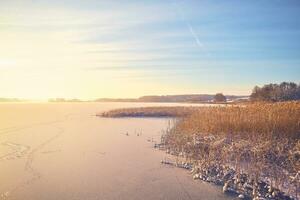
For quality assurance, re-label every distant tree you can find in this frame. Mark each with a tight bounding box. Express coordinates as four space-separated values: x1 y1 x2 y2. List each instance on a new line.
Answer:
250 82 300 102
214 93 226 102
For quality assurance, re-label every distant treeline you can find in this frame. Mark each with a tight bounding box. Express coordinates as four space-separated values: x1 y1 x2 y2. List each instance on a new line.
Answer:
48 98 83 102
138 94 214 102
95 94 246 103
0 98 24 102
250 82 300 102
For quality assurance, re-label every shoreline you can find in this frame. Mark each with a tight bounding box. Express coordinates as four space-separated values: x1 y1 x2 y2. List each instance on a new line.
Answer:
156 144 295 200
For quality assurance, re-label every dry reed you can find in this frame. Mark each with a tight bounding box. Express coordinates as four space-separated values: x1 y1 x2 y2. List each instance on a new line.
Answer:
163 101 300 197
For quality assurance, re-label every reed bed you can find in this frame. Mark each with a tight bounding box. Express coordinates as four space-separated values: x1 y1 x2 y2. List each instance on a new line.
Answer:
163 101 300 199
170 101 300 139
99 106 195 118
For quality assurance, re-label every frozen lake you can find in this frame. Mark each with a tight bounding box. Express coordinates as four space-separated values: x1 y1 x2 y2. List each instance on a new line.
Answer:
0 102 233 200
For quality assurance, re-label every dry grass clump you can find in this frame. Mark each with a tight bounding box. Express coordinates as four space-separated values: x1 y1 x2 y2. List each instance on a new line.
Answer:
173 101 300 140
99 106 195 118
163 101 300 197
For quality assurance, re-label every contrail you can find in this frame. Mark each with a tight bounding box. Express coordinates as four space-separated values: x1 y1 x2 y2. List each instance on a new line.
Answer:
186 22 203 47
173 1 204 48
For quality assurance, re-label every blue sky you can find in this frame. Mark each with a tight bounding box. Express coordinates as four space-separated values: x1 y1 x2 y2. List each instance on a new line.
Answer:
0 0 299 99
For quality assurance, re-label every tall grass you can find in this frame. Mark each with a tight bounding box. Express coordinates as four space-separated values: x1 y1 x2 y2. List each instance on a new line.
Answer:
100 106 194 118
163 101 300 196
172 101 299 140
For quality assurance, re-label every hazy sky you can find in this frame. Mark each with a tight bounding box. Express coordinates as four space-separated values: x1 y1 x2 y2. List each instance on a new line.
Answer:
1 0 300 99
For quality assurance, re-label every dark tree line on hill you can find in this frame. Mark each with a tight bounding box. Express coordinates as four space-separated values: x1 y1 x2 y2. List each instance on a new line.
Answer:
250 82 300 101
214 93 226 102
